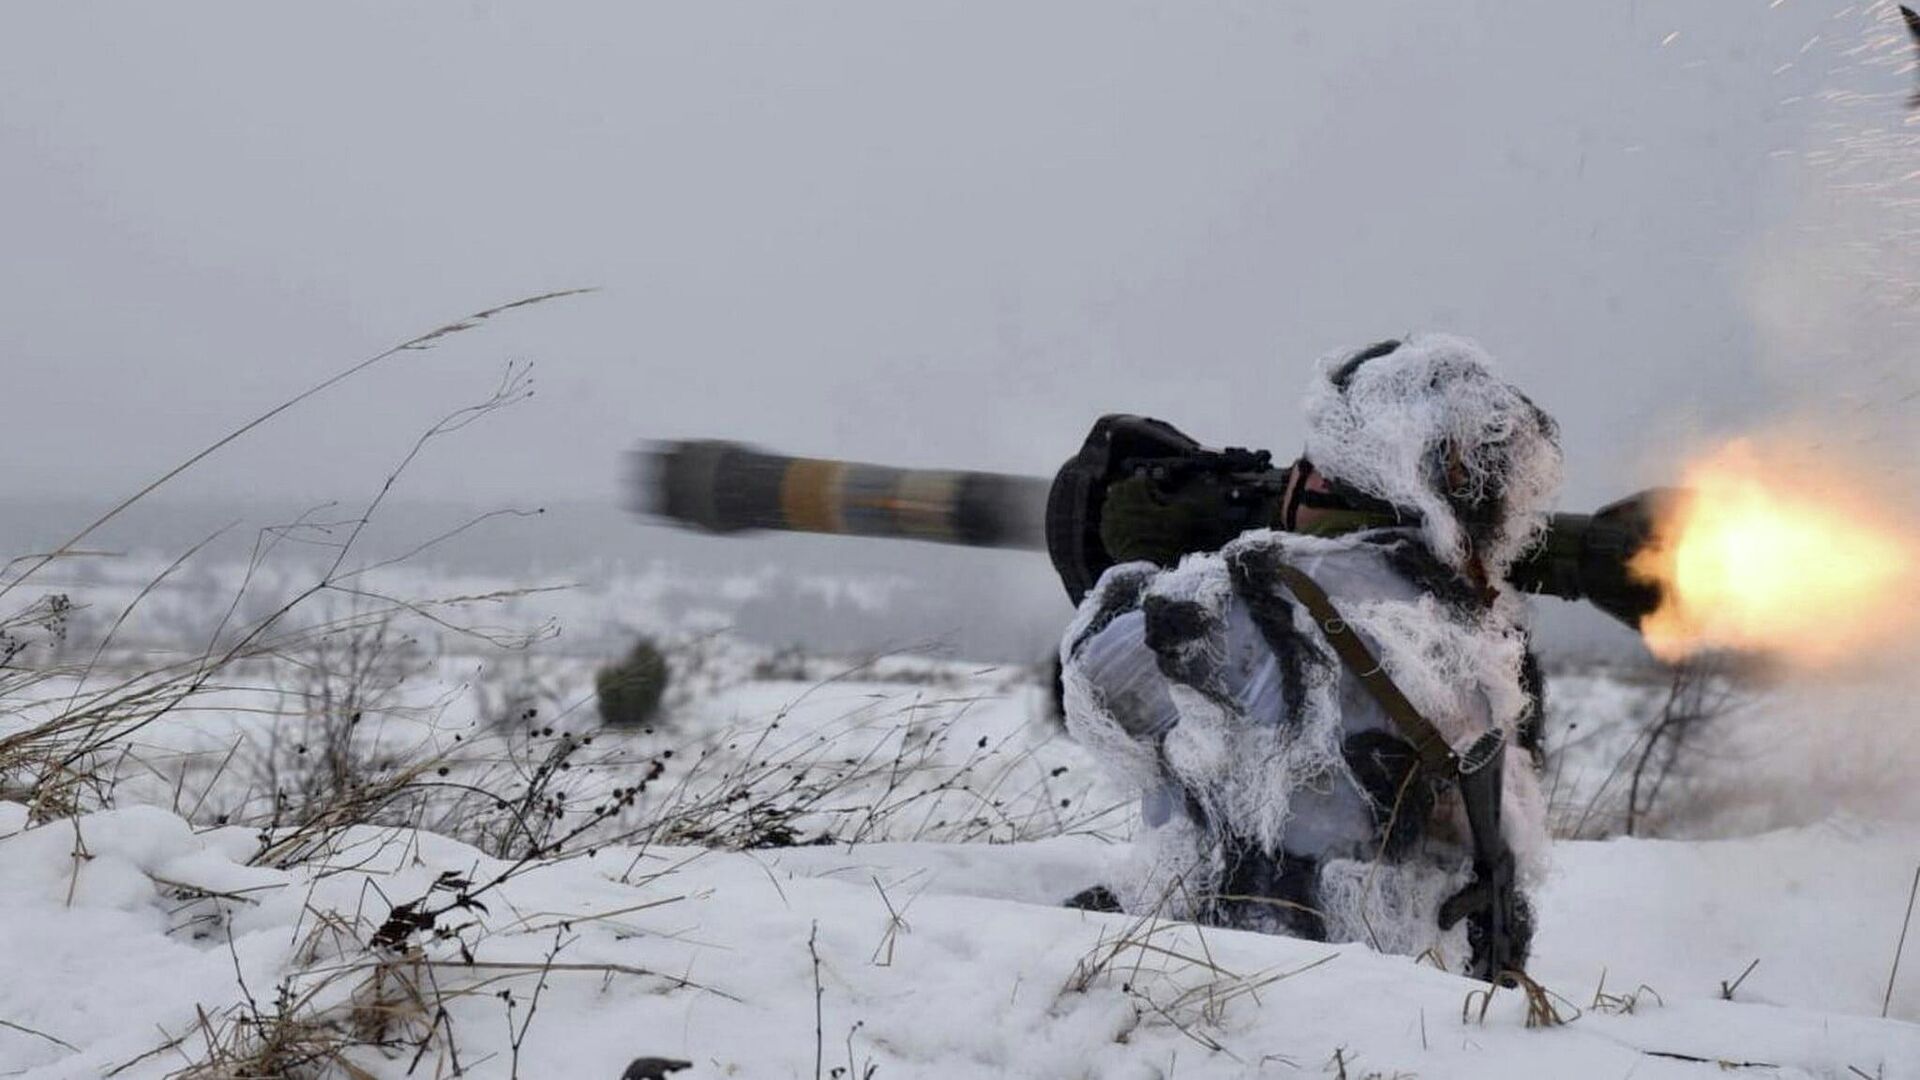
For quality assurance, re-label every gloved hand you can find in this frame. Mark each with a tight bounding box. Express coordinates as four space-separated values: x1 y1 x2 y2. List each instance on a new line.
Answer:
1098 474 1229 566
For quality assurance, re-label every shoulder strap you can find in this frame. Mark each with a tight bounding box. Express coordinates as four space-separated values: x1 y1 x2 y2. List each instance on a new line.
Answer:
1268 553 1523 983
1265 558 1459 776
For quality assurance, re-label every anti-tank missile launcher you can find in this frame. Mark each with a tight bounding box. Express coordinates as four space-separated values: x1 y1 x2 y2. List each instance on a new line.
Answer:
632 415 1676 630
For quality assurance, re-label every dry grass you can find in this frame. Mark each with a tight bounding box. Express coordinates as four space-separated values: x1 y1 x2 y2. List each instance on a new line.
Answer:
50 628 1088 1076
1059 893 1338 1059
0 295 610 1077
0 290 1122 1077
1 330 561 831
1547 654 1752 841
133 904 721 1080
1587 968 1663 1016
1461 970 1578 1029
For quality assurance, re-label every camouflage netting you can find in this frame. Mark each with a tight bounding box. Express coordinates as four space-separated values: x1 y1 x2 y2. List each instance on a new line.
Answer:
1303 333 1563 577
1060 335 1558 974
1063 532 1549 970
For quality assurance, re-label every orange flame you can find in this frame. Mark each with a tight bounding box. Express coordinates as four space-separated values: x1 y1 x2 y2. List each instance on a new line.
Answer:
1630 439 1919 666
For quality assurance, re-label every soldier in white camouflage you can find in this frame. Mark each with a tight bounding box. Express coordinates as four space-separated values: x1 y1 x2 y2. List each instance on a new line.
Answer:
1061 334 1560 978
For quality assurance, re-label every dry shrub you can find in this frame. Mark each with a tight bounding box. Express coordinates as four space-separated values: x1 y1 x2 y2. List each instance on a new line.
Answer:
0 292 1132 1075
596 637 670 728
1547 654 1752 840
0 295 580 831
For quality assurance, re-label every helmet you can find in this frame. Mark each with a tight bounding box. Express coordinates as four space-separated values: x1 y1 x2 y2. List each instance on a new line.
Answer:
1301 334 1563 579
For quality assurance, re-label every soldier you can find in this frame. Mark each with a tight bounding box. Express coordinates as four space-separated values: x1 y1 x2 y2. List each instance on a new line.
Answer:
1060 334 1558 979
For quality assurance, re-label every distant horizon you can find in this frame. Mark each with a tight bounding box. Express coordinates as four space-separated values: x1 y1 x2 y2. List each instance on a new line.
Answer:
0 490 1649 667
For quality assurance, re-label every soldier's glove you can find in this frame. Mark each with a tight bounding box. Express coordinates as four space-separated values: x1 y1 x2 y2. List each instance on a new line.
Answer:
1098 474 1228 566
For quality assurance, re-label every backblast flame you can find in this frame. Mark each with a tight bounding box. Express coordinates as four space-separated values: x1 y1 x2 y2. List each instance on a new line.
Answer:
1630 439 1919 666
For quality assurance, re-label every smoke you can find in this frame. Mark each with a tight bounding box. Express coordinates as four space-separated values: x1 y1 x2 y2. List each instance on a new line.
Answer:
1740 2 1920 464
1676 0 1920 830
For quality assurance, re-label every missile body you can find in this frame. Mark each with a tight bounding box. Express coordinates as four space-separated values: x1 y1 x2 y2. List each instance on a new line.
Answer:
635 440 1050 551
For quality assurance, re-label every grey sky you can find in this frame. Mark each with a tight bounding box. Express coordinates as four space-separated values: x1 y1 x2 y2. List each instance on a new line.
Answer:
3 1 1914 514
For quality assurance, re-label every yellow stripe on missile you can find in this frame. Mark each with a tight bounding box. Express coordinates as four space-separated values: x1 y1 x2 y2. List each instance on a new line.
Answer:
780 457 847 534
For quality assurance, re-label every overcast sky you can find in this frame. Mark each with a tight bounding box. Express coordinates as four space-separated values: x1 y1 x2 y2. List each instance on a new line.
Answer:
3 1 1915 515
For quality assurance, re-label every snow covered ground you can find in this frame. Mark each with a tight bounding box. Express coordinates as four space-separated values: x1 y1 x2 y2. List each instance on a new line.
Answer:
4 799 1917 1078
3 560 1918 1078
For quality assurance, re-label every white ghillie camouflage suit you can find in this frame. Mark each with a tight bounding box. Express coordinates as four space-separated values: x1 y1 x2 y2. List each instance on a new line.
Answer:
1060 334 1559 973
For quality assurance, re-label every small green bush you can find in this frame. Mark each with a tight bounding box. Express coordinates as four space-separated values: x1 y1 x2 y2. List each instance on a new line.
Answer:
595 637 670 727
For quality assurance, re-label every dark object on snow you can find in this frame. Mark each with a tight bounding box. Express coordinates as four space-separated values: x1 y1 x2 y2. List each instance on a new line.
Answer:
596 637 670 727
1210 844 1326 941
1064 885 1123 913
622 1058 692 1080
634 423 1677 631
1043 651 1067 729
1903 6 1920 109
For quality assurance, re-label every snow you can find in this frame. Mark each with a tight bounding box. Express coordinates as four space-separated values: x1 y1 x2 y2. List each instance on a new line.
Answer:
4 552 1918 1078
1537 820 1920 1022
2 799 1917 1078
6 644 1920 1080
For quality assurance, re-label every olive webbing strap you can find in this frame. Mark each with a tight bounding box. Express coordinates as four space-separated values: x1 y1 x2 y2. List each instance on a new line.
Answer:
1266 559 1460 778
